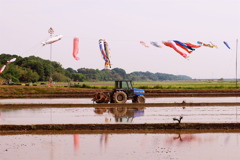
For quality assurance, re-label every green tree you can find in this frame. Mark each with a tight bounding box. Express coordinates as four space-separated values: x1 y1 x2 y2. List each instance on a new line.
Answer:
19 68 40 82
72 73 86 82
112 68 126 79
52 72 70 82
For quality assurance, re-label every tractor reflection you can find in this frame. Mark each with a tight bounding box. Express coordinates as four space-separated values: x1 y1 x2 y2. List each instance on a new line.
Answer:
94 107 145 123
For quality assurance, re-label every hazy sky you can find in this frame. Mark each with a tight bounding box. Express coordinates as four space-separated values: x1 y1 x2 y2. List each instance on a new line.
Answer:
1 0 240 79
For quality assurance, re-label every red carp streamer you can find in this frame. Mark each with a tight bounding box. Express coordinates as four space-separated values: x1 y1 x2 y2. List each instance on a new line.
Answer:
73 37 80 60
0 57 17 74
162 41 188 59
140 41 149 48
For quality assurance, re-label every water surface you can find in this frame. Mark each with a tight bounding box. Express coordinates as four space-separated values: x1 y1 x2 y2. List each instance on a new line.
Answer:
1 97 240 104
0 133 239 160
1 106 240 124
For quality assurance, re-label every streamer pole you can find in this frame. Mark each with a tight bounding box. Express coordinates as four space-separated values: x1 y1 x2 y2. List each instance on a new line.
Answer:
48 27 54 87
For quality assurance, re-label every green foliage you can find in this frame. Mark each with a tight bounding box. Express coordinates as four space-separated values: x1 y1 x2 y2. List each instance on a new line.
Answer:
20 68 40 82
70 83 91 88
52 72 70 82
0 54 193 83
71 73 86 82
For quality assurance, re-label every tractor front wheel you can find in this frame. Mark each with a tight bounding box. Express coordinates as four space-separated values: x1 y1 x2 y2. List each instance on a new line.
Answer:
133 95 145 103
112 91 127 104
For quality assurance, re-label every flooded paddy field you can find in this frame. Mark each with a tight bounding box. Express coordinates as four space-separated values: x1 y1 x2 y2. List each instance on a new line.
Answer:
1 132 240 160
2 97 240 104
1 97 240 125
1 97 240 160
1 106 240 125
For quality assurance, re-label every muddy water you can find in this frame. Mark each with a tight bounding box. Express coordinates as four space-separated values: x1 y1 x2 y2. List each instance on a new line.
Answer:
0 98 91 104
0 133 239 160
0 106 240 124
1 97 240 104
1 98 240 160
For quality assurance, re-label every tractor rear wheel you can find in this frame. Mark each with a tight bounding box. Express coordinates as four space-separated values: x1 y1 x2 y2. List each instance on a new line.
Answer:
134 95 145 103
112 91 127 104
112 107 128 117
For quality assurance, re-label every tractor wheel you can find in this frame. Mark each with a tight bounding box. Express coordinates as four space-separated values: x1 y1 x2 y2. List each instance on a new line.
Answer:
135 95 146 103
112 91 127 104
112 107 128 117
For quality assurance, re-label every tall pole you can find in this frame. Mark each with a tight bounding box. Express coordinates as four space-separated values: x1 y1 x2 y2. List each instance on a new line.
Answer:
48 27 54 87
236 39 238 88
50 42 52 77
48 27 54 122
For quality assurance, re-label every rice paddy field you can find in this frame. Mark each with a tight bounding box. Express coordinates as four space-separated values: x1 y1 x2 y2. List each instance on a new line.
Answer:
1 80 240 98
69 80 239 89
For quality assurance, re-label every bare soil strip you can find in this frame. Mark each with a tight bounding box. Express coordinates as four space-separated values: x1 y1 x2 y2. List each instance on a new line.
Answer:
1 102 240 108
1 123 240 133
2 86 240 98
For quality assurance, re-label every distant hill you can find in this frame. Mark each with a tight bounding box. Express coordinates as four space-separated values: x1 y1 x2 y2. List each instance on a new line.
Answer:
0 54 192 83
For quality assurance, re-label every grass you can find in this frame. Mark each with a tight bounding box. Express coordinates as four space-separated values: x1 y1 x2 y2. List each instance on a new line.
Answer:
1 80 239 90
67 80 239 89
132 80 239 89
0 80 240 98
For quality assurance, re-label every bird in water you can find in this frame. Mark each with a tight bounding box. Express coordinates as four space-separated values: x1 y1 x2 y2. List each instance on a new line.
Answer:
173 116 183 124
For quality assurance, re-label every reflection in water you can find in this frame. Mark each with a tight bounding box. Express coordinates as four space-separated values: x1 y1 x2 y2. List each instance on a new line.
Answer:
1 133 240 160
1 106 240 124
94 107 145 151
73 134 80 154
166 134 200 145
0 112 3 122
100 134 109 151
94 107 145 123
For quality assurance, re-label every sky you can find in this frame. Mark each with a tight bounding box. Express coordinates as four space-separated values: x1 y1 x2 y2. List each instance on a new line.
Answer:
1 0 240 79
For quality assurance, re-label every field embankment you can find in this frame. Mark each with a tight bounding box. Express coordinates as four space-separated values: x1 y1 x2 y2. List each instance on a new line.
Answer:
1 123 240 133
1 85 240 98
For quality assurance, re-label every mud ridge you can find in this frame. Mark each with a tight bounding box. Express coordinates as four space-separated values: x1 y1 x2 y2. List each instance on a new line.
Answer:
1 123 240 133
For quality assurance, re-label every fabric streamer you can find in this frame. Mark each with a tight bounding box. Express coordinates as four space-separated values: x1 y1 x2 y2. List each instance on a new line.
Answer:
210 42 218 48
104 41 111 60
223 41 231 49
7 58 16 64
197 41 214 48
175 43 193 54
0 65 6 74
0 57 17 74
99 39 111 68
173 40 193 54
174 40 194 51
72 37 80 60
162 41 188 59
183 42 201 48
150 41 162 48
41 35 63 46
140 41 149 47
104 41 111 67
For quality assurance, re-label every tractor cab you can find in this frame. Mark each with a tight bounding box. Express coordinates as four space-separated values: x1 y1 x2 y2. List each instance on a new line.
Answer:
111 80 145 104
115 80 133 90
114 80 134 98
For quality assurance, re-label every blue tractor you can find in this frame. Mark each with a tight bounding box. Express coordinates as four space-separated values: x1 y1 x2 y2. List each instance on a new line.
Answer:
110 80 145 104
92 80 146 104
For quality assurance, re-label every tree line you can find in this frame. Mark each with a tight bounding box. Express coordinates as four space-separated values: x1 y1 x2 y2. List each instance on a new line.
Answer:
0 54 192 83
